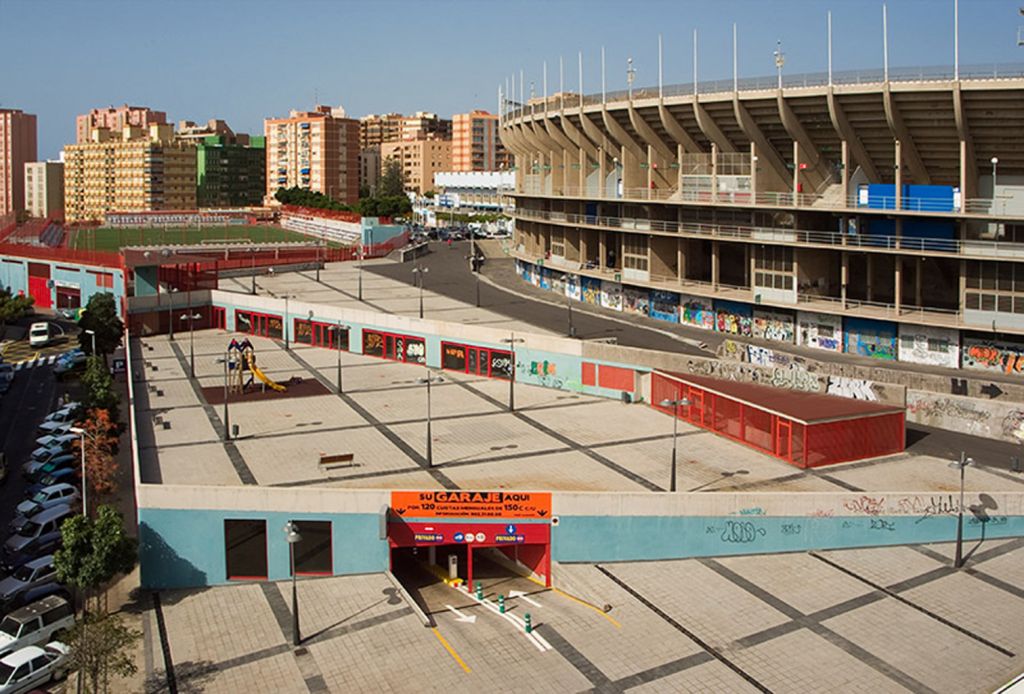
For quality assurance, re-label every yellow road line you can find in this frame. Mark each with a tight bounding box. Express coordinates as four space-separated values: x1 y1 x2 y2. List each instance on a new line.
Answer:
552 587 621 628
431 628 471 673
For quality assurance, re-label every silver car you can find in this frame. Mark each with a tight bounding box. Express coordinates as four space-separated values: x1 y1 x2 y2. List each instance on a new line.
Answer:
0 557 57 612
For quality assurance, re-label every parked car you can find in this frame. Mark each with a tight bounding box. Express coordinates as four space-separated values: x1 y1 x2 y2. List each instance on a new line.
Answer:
0 640 69 693
0 364 13 386
0 596 73 660
22 454 75 482
0 454 6 486
32 433 76 451
26 469 77 496
15 486 79 518
33 419 71 438
53 350 87 378
8 503 66 537
0 558 57 612
3 505 73 559
5 584 71 615
27 446 72 467
27 324 52 349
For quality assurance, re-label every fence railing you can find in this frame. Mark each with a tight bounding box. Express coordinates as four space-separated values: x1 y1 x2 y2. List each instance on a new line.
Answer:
513 207 1024 260
513 183 1021 220
0 242 123 268
503 62 1024 119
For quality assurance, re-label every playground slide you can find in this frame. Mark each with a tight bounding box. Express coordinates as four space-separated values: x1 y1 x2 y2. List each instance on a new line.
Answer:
245 354 286 392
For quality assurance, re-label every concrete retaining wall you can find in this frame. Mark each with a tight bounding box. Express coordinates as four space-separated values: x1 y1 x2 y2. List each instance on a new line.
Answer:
906 390 1024 444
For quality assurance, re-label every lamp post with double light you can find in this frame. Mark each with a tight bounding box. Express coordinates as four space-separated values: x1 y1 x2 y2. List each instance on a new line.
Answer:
500 333 525 411
949 452 974 569
412 265 429 319
284 521 302 646
69 426 87 517
83 329 96 356
418 372 444 467
179 311 201 378
659 396 691 492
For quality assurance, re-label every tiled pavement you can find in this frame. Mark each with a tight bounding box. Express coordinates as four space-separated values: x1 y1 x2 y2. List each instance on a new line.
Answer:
142 540 1024 693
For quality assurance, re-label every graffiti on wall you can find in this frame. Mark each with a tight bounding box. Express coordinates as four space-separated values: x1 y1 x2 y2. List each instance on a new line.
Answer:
622 287 650 316
844 318 898 360
796 311 843 352
826 376 878 401
564 274 582 301
686 356 823 393
600 281 623 312
907 394 993 437
714 300 753 337
962 337 1024 375
680 294 714 330
649 290 679 322
538 268 552 290
752 309 796 344
897 325 959 369
581 277 601 305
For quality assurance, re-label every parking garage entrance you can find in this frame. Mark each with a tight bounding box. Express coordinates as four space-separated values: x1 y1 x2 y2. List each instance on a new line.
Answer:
388 491 552 612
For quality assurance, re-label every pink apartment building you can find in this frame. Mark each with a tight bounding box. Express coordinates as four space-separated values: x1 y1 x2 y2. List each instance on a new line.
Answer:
75 105 167 144
0 109 38 216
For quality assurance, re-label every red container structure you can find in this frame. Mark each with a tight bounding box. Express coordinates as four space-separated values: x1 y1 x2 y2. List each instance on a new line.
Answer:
651 371 905 468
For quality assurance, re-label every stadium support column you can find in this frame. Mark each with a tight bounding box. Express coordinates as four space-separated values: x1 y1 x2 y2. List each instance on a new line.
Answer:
678 238 685 283
867 254 874 303
793 140 800 195
599 232 607 271
894 139 903 210
710 143 719 203
916 258 923 307
959 140 968 201
841 140 849 197
894 257 902 314
678 144 684 193
647 145 654 197
712 241 720 292
749 143 757 196
841 253 849 309
579 147 586 190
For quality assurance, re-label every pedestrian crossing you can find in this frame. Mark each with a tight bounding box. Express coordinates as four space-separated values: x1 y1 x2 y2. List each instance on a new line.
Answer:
10 353 60 371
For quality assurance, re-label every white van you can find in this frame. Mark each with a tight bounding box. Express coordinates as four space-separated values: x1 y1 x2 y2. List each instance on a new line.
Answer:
28 323 51 348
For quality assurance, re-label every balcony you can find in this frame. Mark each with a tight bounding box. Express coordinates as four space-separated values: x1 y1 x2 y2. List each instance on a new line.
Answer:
514 207 1024 261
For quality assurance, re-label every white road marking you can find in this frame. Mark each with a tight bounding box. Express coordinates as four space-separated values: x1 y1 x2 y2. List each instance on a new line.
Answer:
509 590 542 607
444 604 477 624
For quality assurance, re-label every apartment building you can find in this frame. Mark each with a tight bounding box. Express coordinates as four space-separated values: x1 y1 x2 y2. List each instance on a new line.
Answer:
360 146 381 196
195 135 265 208
264 105 360 205
24 161 64 219
76 105 166 144
359 113 404 149
63 124 196 223
401 112 451 142
0 109 38 215
381 138 451 195
452 110 508 172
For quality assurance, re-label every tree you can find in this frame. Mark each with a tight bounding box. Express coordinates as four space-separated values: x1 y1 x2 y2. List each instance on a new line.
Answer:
65 611 141 694
78 293 123 356
0 286 34 336
55 505 138 612
75 409 121 501
81 356 119 422
379 158 406 197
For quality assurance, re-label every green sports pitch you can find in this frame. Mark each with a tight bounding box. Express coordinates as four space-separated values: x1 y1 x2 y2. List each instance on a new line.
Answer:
68 225 319 251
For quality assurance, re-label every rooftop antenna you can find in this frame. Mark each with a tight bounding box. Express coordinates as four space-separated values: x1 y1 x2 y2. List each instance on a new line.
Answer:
627 57 636 100
773 40 785 89
693 29 699 96
1018 6 1023 46
828 11 833 86
658 34 664 98
883 3 889 82
733 23 739 92
954 0 959 80
601 46 606 104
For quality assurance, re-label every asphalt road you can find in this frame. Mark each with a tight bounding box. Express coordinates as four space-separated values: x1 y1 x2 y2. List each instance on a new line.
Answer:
0 363 64 544
368 242 1024 478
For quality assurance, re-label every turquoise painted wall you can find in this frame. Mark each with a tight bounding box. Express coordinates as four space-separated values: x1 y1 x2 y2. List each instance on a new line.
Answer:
135 266 159 297
552 514 1024 563
139 508 388 589
0 254 124 312
0 257 28 294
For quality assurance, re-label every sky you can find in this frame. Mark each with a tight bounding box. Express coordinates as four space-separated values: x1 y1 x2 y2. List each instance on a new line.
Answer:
2 0 1022 159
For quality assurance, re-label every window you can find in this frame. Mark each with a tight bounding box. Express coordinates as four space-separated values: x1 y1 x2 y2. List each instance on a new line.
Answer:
290 521 332 575
753 246 794 291
966 261 1024 315
623 235 648 272
224 519 268 580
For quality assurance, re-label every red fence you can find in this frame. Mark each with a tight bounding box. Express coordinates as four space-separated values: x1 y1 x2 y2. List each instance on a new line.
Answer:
0 242 122 269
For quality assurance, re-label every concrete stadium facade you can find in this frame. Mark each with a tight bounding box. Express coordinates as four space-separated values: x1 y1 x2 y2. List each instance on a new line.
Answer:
499 63 1024 370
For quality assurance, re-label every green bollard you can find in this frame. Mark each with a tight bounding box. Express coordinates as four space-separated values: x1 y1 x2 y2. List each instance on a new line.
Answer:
475 582 483 600
499 595 505 613
524 612 532 633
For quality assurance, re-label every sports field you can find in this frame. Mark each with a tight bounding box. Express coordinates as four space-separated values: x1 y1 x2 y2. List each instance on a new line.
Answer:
68 225 315 251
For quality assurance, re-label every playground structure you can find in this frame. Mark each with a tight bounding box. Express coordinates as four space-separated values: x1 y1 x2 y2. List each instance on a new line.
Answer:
227 338 286 393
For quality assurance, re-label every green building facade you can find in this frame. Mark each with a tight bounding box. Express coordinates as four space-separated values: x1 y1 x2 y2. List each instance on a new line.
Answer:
196 135 265 207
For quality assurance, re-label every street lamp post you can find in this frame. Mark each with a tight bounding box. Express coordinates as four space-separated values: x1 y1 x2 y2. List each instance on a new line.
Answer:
500 333 525 412
250 247 257 295
413 265 429 319
659 396 691 492
992 157 999 213
418 372 444 467
282 294 294 350
221 347 231 441
284 521 302 646
567 293 576 338
167 287 177 341
179 311 201 379
949 452 974 568
84 329 96 355
69 426 87 517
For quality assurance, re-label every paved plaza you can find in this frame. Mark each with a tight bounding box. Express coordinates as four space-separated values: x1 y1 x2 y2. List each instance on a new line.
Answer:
135 324 1024 495
139 540 1024 693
